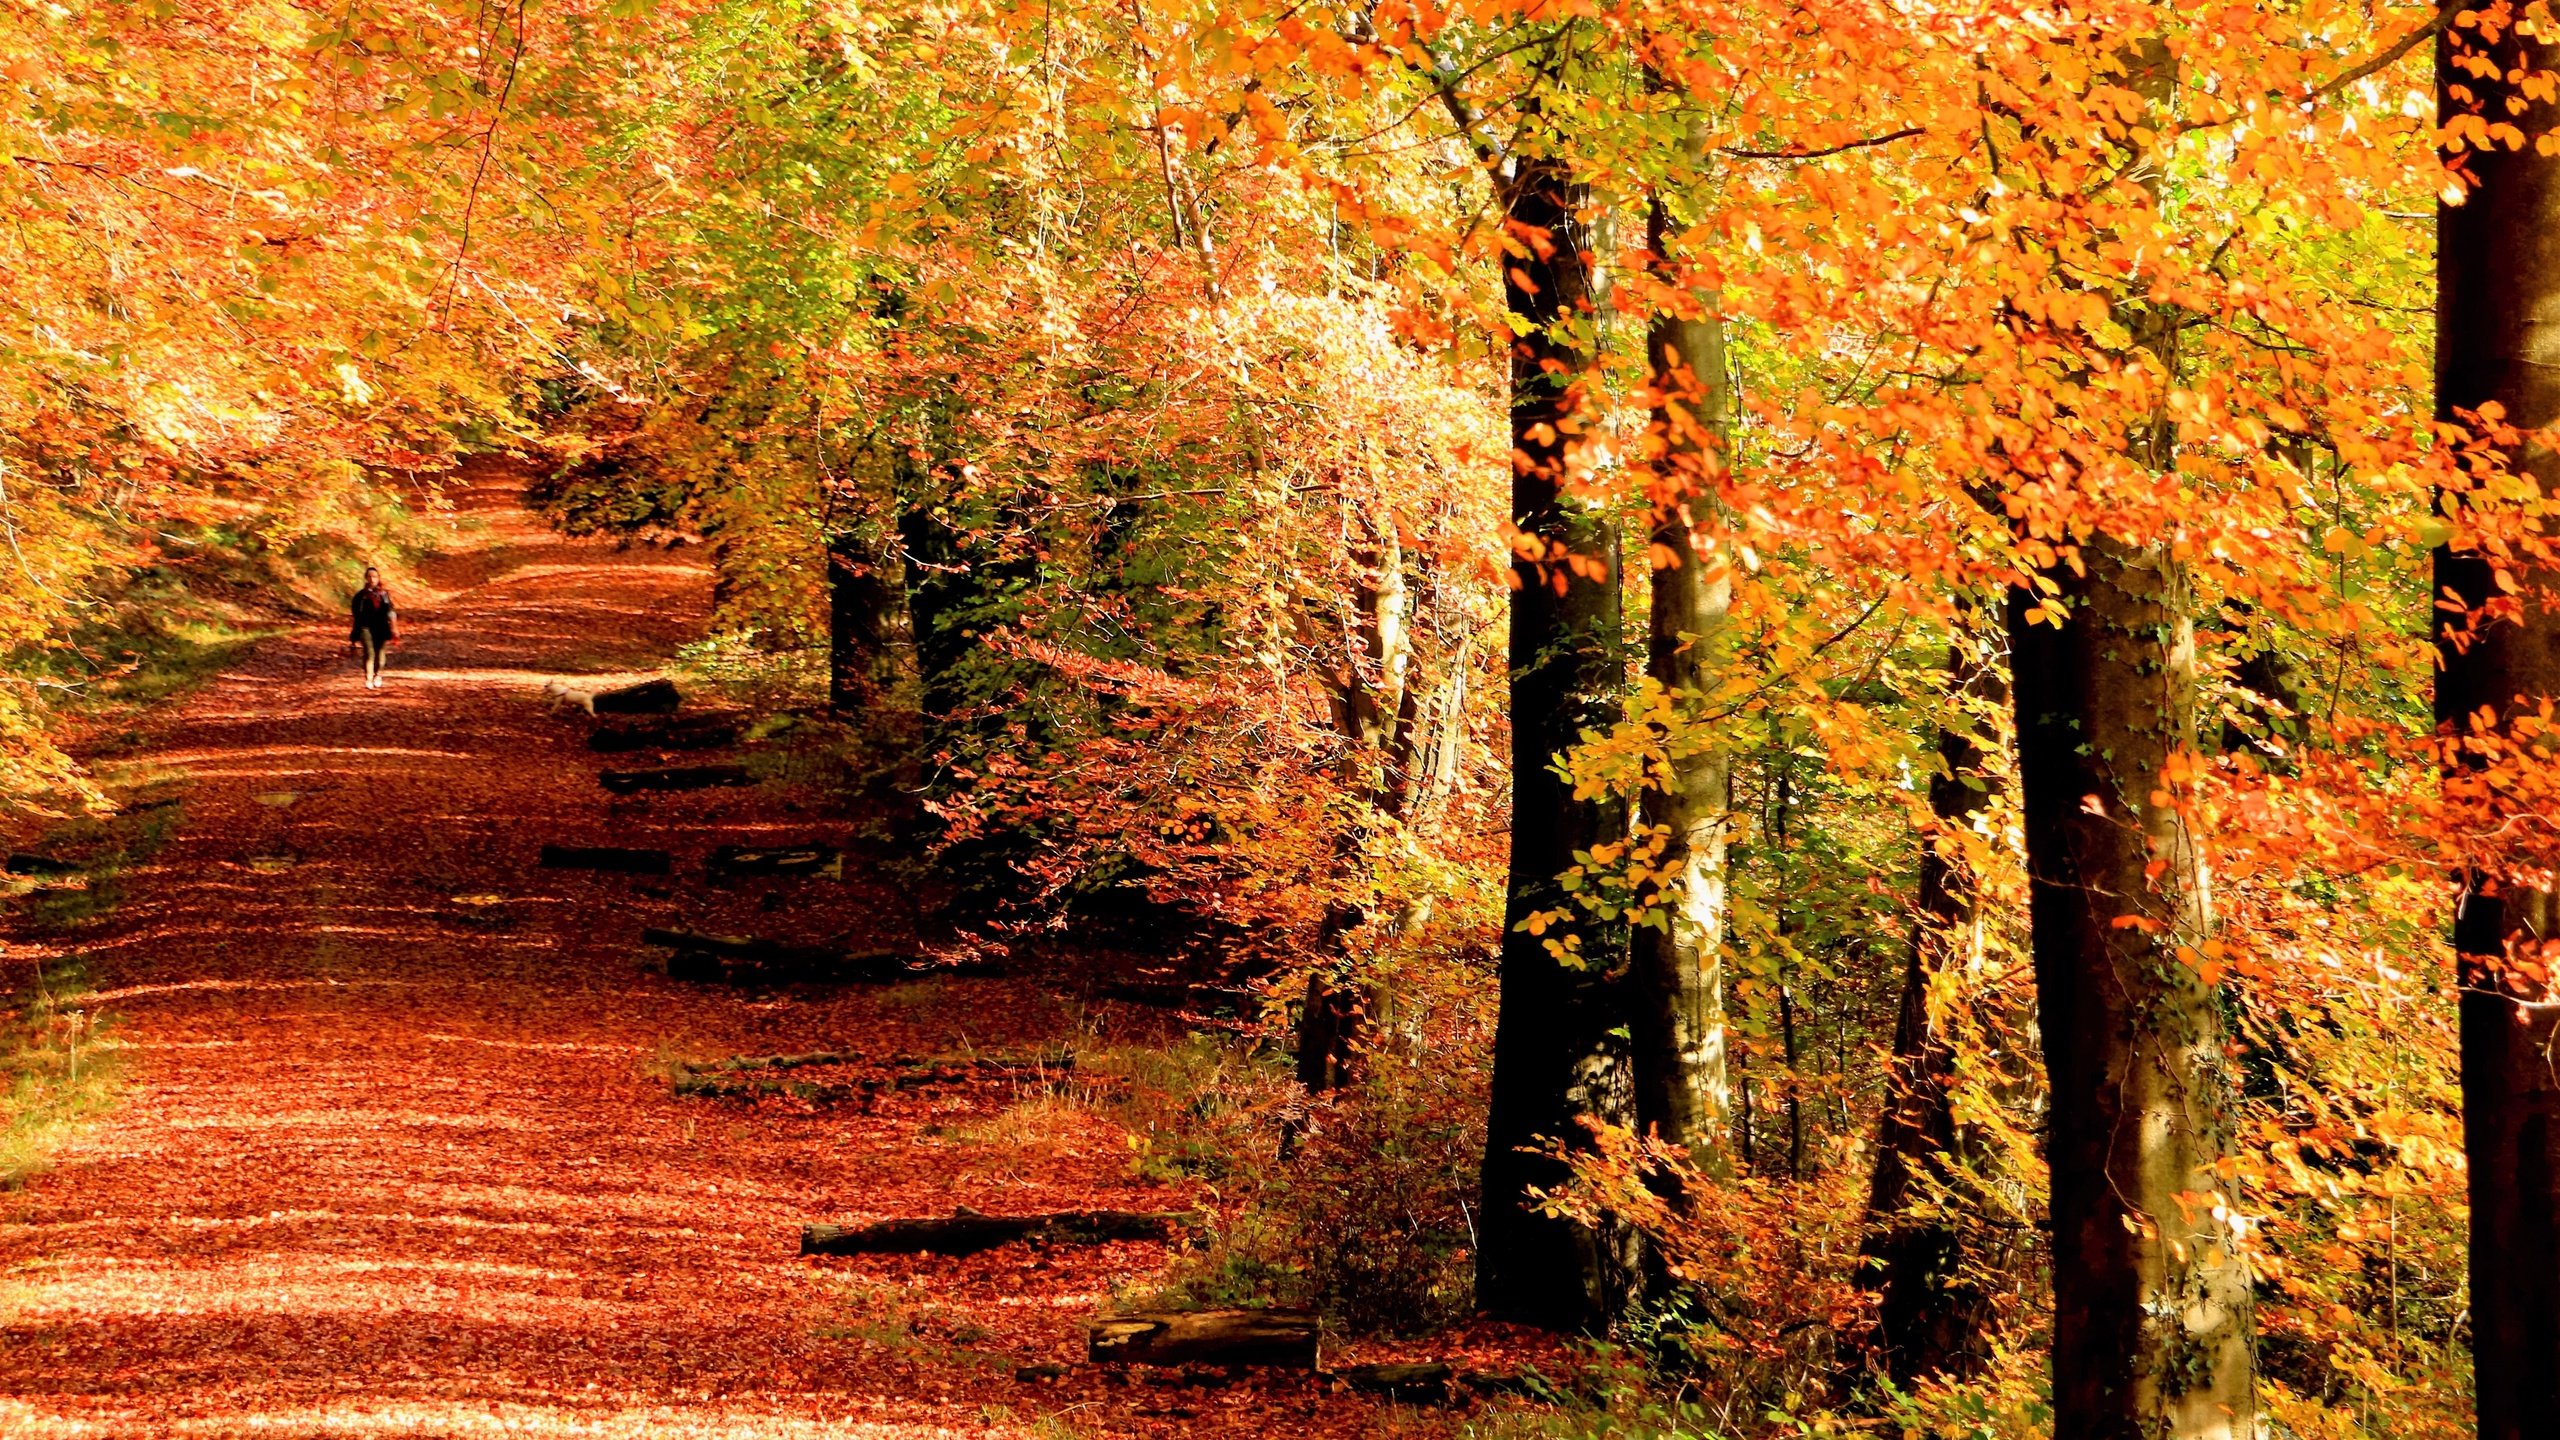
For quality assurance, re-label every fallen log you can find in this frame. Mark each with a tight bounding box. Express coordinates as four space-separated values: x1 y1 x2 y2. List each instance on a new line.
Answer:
1457 1368 1549 1398
4 854 79 878
672 1073 865 1103
591 677 682 715
1087 1309 1320 1369
668 1064 983 1104
1340 1361 1453 1402
643 928 1001 985
539 844 673 875
588 716 739 754
802 1206 1204 1257
688 1048 865 1074
669 1051 1072 1104
688 1049 1069 1076
708 844 842 879
644 927 840 967
600 764 754 795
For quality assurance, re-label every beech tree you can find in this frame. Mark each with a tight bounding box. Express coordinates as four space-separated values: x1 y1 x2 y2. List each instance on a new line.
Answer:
1626 110 1735 1162
2435 14 2560 1437
2005 37 2256 1440
1476 108 1644 1327
1859 615 2012 1383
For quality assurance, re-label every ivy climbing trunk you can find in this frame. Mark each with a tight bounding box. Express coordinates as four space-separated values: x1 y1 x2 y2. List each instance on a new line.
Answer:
1476 135 1640 1331
2434 18 2560 1440
1627 190 1732 1159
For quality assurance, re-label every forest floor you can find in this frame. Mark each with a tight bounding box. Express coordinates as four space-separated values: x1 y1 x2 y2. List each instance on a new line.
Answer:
0 458 1536 1439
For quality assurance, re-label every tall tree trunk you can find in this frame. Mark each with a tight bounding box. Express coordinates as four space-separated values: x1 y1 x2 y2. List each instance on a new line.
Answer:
827 527 906 715
1777 977 1804 1181
2008 544 2254 1440
2434 18 2560 1438
1627 191 1733 1159
1859 613 2010 1384
1293 512 1415 1093
897 497 975 728
1994 37 2254 1438
1477 138 1640 1331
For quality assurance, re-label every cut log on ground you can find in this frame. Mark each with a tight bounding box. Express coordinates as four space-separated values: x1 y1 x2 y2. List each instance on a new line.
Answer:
600 764 753 795
708 844 842 879
1097 981 1254 1012
644 928 843 969
644 928 1003 985
684 1049 1070 1077
1456 1368 1547 1398
684 1048 866 1074
1087 1309 1319 1369
590 678 681 715
539 844 673 874
802 1207 1204 1257
668 1051 1070 1105
587 716 739 753
1340 1362 1453 1402
671 1072 866 1104
4 854 78 878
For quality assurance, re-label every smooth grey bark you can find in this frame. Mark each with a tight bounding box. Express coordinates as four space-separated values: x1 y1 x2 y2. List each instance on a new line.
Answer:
2009 546 2255 1440
1993 39 2256 1439
1628 191 1734 1159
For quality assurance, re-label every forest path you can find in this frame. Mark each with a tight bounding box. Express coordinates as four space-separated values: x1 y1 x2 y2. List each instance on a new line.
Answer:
0 458 1348 1439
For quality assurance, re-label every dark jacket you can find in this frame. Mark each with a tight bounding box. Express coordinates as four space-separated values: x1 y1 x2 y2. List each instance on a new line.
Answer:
350 585 397 642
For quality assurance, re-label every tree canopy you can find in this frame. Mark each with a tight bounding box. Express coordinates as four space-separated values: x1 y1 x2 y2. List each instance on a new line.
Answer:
6 0 2545 1433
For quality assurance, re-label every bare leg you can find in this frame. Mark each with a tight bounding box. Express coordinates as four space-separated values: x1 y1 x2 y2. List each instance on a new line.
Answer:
364 637 387 687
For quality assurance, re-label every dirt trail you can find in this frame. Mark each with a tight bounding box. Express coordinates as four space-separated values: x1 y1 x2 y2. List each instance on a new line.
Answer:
0 463 1388 1439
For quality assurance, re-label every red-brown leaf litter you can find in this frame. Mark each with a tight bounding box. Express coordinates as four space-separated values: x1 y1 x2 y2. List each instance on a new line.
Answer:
0 463 1550 1438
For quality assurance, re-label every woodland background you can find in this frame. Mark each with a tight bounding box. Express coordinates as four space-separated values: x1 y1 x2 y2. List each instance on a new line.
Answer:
0 0 2545 1435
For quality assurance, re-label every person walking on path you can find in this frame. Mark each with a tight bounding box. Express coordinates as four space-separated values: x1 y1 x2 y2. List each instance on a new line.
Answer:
349 566 398 690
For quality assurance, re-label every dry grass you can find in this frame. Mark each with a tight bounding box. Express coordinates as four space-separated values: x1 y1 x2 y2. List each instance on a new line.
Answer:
0 962 124 1187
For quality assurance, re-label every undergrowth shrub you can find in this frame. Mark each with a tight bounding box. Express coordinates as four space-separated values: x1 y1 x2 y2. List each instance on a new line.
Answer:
0 961 123 1186
671 629 825 714
1555 1126 1873 1426
1093 969 1491 1337
1285 1044 1485 1335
